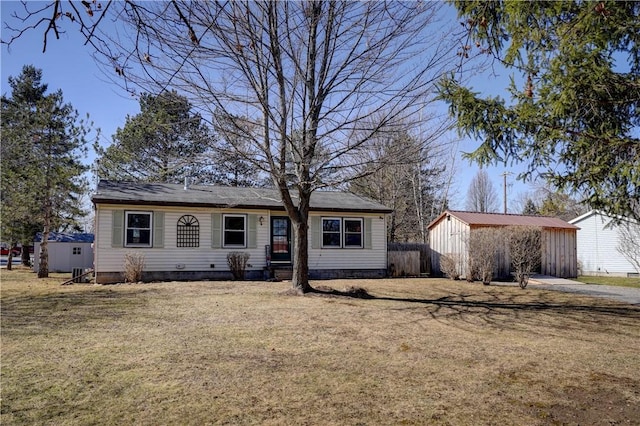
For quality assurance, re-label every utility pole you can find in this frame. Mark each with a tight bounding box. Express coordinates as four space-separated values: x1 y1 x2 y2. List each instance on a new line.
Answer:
501 171 513 214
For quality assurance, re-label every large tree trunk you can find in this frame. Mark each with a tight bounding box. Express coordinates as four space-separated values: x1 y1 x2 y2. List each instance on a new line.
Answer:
38 239 49 277
288 189 313 294
291 218 312 294
6 244 15 271
21 246 31 267
38 223 50 278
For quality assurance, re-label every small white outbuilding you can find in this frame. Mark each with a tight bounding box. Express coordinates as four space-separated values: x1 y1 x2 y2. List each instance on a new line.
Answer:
568 210 639 277
33 232 94 273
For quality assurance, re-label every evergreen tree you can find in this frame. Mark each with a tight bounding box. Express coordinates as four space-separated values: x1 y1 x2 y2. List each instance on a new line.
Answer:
212 112 263 187
96 91 214 184
522 199 539 216
1 65 90 276
440 1 640 221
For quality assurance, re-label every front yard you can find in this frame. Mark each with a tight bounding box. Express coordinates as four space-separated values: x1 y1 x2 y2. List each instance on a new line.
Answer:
2 268 639 425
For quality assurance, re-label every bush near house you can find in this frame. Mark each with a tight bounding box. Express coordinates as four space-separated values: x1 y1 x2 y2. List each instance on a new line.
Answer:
507 226 542 289
440 253 461 280
467 227 503 285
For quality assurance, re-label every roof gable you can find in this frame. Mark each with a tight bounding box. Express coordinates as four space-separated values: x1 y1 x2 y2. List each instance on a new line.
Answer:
428 210 579 230
91 180 392 214
569 209 637 225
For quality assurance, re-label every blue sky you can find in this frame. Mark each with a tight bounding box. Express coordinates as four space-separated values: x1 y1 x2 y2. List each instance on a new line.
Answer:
1 1 533 212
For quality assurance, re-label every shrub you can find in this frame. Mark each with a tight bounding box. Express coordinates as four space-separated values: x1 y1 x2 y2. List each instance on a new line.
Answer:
123 252 145 283
440 253 461 280
227 252 250 280
507 226 541 289
467 228 503 285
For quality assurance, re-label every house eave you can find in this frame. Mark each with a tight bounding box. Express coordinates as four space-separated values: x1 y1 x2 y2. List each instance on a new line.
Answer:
92 198 392 214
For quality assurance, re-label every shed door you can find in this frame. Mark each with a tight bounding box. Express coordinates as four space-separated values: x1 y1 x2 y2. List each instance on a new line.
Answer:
270 217 291 263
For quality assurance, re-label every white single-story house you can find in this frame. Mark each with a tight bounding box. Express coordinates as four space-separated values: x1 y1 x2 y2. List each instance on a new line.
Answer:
33 232 94 273
91 180 392 284
568 210 639 277
428 210 579 279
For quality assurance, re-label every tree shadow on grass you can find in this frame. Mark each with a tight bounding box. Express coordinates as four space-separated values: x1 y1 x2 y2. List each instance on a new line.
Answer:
309 285 640 336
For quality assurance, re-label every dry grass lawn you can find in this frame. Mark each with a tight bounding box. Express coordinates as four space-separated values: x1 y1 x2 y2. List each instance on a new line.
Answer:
2 268 639 425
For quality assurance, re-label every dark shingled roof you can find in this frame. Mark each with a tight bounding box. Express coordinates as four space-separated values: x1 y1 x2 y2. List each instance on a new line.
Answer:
428 210 579 230
92 180 392 214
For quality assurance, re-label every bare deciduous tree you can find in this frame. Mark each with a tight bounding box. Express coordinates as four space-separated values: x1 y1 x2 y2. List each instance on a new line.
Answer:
349 119 451 243
465 170 499 213
616 221 640 274
4 1 457 292
102 2 455 292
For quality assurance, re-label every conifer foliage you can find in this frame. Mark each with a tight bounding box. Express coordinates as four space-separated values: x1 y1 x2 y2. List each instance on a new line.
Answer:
1 65 90 277
440 1 640 221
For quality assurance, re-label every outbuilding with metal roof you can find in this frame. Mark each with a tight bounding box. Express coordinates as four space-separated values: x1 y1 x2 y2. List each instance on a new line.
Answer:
428 210 579 280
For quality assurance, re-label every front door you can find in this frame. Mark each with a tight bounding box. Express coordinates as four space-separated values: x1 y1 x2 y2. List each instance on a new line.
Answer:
270 216 291 263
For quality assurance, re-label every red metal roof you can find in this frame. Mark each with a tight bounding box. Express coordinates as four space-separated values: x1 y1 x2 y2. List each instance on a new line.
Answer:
427 210 579 230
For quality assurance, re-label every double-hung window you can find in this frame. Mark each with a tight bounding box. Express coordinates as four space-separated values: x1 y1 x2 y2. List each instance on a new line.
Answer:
125 211 152 247
344 218 363 248
322 218 342 248
321 217 363 248
223 214 246 247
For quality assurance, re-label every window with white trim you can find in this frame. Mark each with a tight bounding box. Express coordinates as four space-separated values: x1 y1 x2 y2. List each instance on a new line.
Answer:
223 214 246 247
344 218 363 248
322 218 342 248
125 211 152 247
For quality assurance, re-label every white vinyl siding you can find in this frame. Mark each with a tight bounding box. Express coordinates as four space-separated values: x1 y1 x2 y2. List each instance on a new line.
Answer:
571 211 638 276
308 213 386 270
96 205 270 274
95 205 388 275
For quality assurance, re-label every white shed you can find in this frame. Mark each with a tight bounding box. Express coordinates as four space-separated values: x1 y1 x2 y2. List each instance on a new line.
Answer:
568 210 639 276
33 233 94 273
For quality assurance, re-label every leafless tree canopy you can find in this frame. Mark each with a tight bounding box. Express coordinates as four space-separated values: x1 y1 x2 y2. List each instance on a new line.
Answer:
466 169 499 213
3 1 457 291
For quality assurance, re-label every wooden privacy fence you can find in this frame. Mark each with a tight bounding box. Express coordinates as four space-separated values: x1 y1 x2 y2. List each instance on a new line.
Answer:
387 243 430 277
